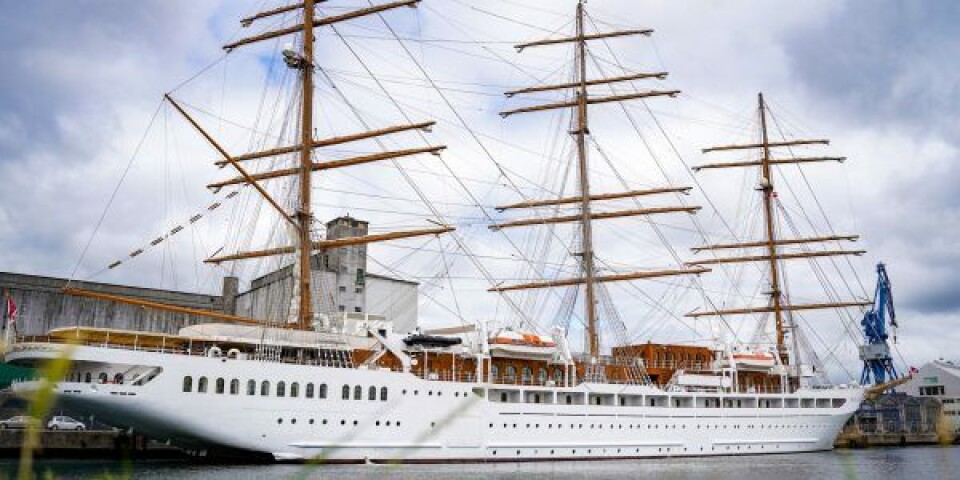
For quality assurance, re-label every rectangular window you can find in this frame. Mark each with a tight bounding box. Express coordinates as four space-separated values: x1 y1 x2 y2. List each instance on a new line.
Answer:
919 386 946 396
339 286 346 293
354 307 362 313
355 287 363 294
338 305 345 312
356 268 365 285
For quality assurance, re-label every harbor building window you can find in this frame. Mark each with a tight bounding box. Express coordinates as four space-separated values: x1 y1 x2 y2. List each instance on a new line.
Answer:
230 379 239 395
306 383 315 398
380 387 388 401
505 366 517 383
215 378 225 394
919 386 945 396
85 373 92 383
538 368 547 385
291 382 300 398
354 385 363 400
247 380 256 396
342 385 351 400
182 376 193 393
522 367 533 384
277 381 286 397
369 386 377 401
490 365 499 381
198 377 208 393
261 381 270 396
319 383 328 399
554 369 563 384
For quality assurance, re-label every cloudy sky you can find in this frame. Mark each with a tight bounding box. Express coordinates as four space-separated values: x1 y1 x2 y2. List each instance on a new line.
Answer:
1 1 958 377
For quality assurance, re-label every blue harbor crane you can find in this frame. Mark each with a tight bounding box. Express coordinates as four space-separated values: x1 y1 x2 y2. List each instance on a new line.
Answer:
859 263 899 385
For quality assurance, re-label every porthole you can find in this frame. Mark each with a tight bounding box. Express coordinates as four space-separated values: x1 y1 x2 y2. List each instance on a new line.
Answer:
277 418 283 424
309 419 315 425
353 420 358 426
291 418 296 424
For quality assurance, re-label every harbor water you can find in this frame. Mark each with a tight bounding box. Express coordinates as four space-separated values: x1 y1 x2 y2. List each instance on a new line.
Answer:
3 446 958 479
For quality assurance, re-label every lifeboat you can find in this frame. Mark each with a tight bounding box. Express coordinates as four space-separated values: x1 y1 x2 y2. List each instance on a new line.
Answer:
487 328 557 359
489 329 556 348
731 351 776 370
402 334 463 349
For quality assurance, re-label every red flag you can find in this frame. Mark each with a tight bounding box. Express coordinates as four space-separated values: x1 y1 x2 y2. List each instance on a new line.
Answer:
4 294 16 327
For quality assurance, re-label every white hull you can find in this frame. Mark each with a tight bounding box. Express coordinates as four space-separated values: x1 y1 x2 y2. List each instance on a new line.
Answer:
7 343 863 462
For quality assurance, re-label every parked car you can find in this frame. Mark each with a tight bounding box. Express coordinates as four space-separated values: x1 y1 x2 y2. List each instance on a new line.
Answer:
0 416 39 429
47 416 86 431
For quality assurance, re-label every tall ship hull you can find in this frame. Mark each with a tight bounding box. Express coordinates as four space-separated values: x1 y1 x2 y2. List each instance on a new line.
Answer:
7 340 862 462
2 0 875 465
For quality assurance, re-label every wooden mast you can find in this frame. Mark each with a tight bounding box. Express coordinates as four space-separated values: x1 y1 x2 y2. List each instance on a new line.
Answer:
757 93 788 362
573 0 600 359
494 2 702 362
691 94 870 375
296 0 316 330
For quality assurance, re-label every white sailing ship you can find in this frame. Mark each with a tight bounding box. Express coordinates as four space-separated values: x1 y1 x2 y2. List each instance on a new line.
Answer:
5 0 870 463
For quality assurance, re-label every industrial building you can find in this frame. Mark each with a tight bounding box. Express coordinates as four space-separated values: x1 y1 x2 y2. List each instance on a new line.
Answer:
0 216 419 338
901 359 960 438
